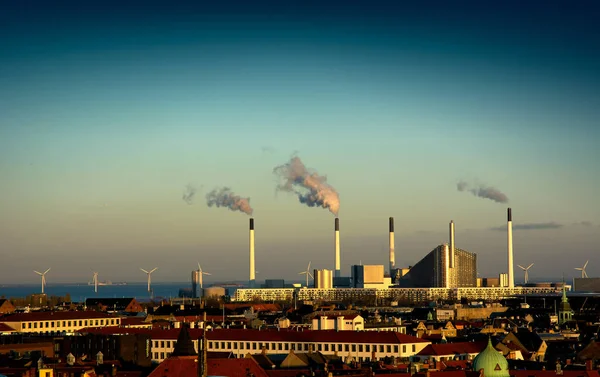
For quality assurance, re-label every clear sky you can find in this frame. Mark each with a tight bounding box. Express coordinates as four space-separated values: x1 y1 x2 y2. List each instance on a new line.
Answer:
1 0 599 284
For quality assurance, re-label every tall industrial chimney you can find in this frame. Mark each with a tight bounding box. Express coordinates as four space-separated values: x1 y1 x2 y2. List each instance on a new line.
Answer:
449 220 455 268
507 208 514 288
389 217 395 273
249 218 255 288
334 218 340 278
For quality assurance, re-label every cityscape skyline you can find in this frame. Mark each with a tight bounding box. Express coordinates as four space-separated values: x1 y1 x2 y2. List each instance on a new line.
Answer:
1 0 599 283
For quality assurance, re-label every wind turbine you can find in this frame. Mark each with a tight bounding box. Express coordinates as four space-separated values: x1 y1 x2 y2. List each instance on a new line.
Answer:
197 263 211 289
575 260 589 278
91 269 99 293
517 263 534 284
34 268 51 294
140 267 158 293
298 261 314 287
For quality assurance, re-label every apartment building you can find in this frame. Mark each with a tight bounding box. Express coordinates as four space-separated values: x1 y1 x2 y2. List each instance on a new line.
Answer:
0 311 122 334
81 327 430 364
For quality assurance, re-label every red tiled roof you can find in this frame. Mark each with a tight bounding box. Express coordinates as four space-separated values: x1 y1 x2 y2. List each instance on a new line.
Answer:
147 357 270 377
0 323 16 332
0 311 118 322
209 358 270 377
511 371 600 377
80 327 429 344
147 356 197 377
417 342 486 356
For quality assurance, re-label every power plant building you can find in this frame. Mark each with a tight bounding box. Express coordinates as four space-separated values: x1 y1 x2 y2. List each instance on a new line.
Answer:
398 244 477 288
351 265 391 288
314 269 333 289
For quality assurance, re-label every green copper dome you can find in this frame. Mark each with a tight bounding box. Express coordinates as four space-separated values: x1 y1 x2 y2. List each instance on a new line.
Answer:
472 338 509 377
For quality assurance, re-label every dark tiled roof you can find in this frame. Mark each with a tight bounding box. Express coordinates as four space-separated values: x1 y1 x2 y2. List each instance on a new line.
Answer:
417 341 486 356
80 327 429 344
171 325 197 357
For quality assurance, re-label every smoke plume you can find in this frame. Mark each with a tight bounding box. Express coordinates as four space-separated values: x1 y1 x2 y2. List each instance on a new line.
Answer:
273 156 340 215
182 184 197 205
206 187 253 215
490 222 563 231
457 181 509 203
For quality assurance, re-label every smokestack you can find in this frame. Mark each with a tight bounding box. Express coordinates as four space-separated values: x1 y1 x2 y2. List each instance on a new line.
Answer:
449 220 455 268
249 218 255 288
389 217 395 273
334 218 340 278
507 208 514 289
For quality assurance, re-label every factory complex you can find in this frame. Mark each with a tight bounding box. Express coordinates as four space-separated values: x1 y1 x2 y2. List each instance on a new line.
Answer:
189 208 566 303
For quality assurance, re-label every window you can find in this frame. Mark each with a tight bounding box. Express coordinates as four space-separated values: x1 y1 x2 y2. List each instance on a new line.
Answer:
215 342 219 349
246 342 250 349
394 345 398 353
252 343 257 350
352 344 356 352
68 321 71 326
208 342 213 349
154 352 158 359
34 323 37 328
317 344 322 351
79 320 82 326
366 345 370 352
359 345 363 352
160 341 164 348
160 352 164 359
403 345 406 353
324 344 329 351
85 320 88 326
412 345 416 352
227 342 231 349
278 343 283 350
379 345 384 353
28 323 32 329
233 343 238 350
387 345 391 353
221 342 225 349
62 321 66 327
284 343 289 350
345 344 349 352
51 322 54 328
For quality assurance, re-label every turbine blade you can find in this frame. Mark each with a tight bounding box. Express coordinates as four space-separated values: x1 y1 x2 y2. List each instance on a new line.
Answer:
299 272 306 275
575 268 582 271
150 268 158 273
34 271 42 275
308 272 314 278
140 268 149 273
527 263 534 269
518 265 525 270
203 272 211 276
584 260 589 269
44 268 51 274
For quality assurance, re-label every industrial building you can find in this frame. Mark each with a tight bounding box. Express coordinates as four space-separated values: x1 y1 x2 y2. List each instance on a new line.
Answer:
314 269 333 289
351 265 392 288
397 244 477 288
574 278 600 292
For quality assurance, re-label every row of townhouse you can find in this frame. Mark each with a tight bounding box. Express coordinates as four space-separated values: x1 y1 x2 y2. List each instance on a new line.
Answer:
0 311 122 334
81 327 431 364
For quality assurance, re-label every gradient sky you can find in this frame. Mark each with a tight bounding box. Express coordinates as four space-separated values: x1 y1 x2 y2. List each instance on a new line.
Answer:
1 0 599 284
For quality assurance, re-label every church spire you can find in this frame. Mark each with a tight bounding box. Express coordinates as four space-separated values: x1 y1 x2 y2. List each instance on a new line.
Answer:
172 324 198 357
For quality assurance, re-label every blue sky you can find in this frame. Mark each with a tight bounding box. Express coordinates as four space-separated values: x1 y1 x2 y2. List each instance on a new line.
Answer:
1 0 599 284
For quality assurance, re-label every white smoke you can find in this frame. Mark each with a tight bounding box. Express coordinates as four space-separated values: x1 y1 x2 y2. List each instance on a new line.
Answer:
273 156 340 215
206 187 254 215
